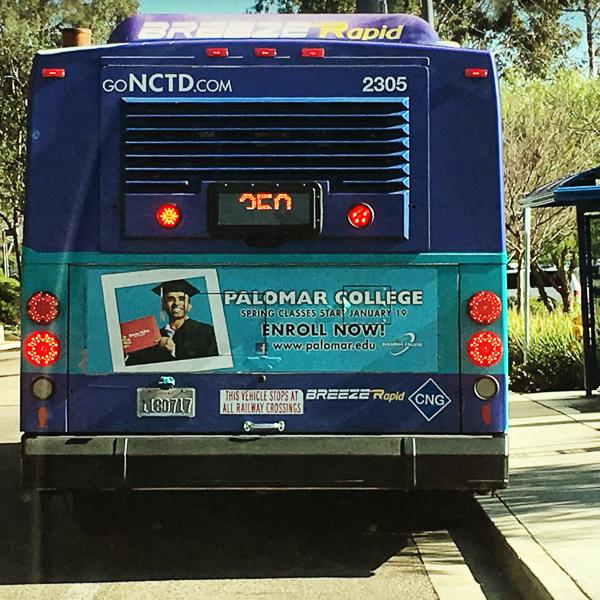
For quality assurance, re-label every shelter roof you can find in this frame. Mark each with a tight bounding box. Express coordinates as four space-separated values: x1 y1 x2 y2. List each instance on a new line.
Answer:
521 165 600 209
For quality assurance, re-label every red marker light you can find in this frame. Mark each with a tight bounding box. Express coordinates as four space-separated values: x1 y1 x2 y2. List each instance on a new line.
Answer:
464 68 488 78
254 48 277 58
206 47 229 58
24 331 61 367
348 204 374 229
156 204 181 229
27 292 60 325
468 291 501 325
467 331 503 367
302 48 325 58
42 68 65 79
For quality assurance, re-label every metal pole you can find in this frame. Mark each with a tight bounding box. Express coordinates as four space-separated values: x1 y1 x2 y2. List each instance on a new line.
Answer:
577 209 595 396
421 0 435 27
356 0 388 13
523 207 531 363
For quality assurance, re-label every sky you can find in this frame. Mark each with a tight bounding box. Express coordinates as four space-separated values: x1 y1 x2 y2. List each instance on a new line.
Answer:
139 0 254 12
138 0 586 68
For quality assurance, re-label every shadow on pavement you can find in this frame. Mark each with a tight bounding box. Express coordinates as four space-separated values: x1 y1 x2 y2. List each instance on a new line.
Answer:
0 441 414 584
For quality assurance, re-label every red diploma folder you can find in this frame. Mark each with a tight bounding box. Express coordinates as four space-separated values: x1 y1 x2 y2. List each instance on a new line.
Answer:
120 316 160 353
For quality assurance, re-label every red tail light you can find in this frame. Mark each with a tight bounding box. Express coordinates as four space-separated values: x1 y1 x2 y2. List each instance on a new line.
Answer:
348 204 374 229
467 331 502 367
156 203 181 229
27 291 60 324
468 291 501 324
24 331 61 367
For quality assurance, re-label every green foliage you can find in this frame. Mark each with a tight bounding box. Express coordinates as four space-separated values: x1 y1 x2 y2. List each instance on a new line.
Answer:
253 0 584 75
508 307 584 392
502 71 600 311
0 0 138 277
0 275 20 325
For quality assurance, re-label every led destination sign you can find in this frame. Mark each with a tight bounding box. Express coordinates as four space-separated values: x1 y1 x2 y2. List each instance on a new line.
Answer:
208 182 322 239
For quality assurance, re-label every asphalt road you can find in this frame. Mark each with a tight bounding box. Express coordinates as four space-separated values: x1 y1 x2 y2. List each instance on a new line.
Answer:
0 354 518 599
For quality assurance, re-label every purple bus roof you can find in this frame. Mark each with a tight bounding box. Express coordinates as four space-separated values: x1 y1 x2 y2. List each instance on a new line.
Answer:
109 13 440 45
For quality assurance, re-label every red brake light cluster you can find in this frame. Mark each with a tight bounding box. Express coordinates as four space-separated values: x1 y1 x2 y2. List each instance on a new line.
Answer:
24 331 61 367
467 331 502 367
156 203 181 229
468 291 501 325
27 291 60 324
348 204 374 229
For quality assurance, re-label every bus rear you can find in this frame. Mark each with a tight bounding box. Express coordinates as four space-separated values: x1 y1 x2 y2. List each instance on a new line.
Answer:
21 13 508 492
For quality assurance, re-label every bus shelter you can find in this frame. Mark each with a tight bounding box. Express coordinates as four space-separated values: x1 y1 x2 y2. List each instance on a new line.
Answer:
522 165 600 396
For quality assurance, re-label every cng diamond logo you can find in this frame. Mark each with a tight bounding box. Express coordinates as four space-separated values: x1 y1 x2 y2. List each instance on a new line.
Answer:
408 379 452 422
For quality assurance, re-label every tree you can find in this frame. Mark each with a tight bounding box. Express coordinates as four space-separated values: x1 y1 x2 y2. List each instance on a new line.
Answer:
502 71 600 312
0 0 137 279
561 0 600 76
253 0 583 76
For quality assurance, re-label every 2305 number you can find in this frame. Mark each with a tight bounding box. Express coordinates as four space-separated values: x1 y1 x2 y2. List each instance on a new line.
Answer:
362 76 408 93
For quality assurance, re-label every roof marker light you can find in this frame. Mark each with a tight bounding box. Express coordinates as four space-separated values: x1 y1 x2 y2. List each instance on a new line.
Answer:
254 48 277 58
302 48 325 58
348 204 374 229
206 47 229 58
464 68 488 78
156 203 181 229
42 68 65 78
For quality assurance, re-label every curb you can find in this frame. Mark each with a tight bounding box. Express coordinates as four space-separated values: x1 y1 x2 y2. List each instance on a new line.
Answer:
475 496 588 600
0 342 20 352
414 530 486 599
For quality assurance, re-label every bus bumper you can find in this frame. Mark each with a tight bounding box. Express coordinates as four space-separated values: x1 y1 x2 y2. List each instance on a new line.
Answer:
21 434 508 492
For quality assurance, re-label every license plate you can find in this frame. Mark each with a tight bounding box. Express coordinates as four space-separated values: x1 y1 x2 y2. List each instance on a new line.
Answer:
137 388 196 417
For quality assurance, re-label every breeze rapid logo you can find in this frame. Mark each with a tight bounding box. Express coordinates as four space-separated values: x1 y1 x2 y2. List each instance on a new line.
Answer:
306 388 405 401
102 73 233 94
138 20 404 42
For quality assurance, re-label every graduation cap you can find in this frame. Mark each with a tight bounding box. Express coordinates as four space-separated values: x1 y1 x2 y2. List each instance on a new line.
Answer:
151 279 200 298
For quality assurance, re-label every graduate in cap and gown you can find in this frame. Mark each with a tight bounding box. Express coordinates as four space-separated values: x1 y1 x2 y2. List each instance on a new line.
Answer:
123 279 218 366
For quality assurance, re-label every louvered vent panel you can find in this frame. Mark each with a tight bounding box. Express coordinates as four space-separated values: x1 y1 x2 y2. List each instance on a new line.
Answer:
122 101 410 194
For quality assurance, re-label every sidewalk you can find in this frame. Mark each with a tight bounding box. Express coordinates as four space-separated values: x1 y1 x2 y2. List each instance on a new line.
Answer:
477 391 600 600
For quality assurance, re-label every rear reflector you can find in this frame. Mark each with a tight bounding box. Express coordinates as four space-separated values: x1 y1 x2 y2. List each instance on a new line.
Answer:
464 68 488 78
302 48 325 58
481 404 492 425
42 68 65 78
206 47 229 58
254 48 277 58
24 331 61 367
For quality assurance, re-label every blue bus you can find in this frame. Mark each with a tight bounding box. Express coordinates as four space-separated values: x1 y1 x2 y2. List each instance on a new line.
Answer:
21 13 508 494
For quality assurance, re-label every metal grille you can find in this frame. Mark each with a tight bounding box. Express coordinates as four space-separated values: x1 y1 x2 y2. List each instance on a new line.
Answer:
122 100 410 194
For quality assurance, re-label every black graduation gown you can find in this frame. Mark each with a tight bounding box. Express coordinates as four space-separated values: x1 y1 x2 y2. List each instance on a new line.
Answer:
126 319 218 366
